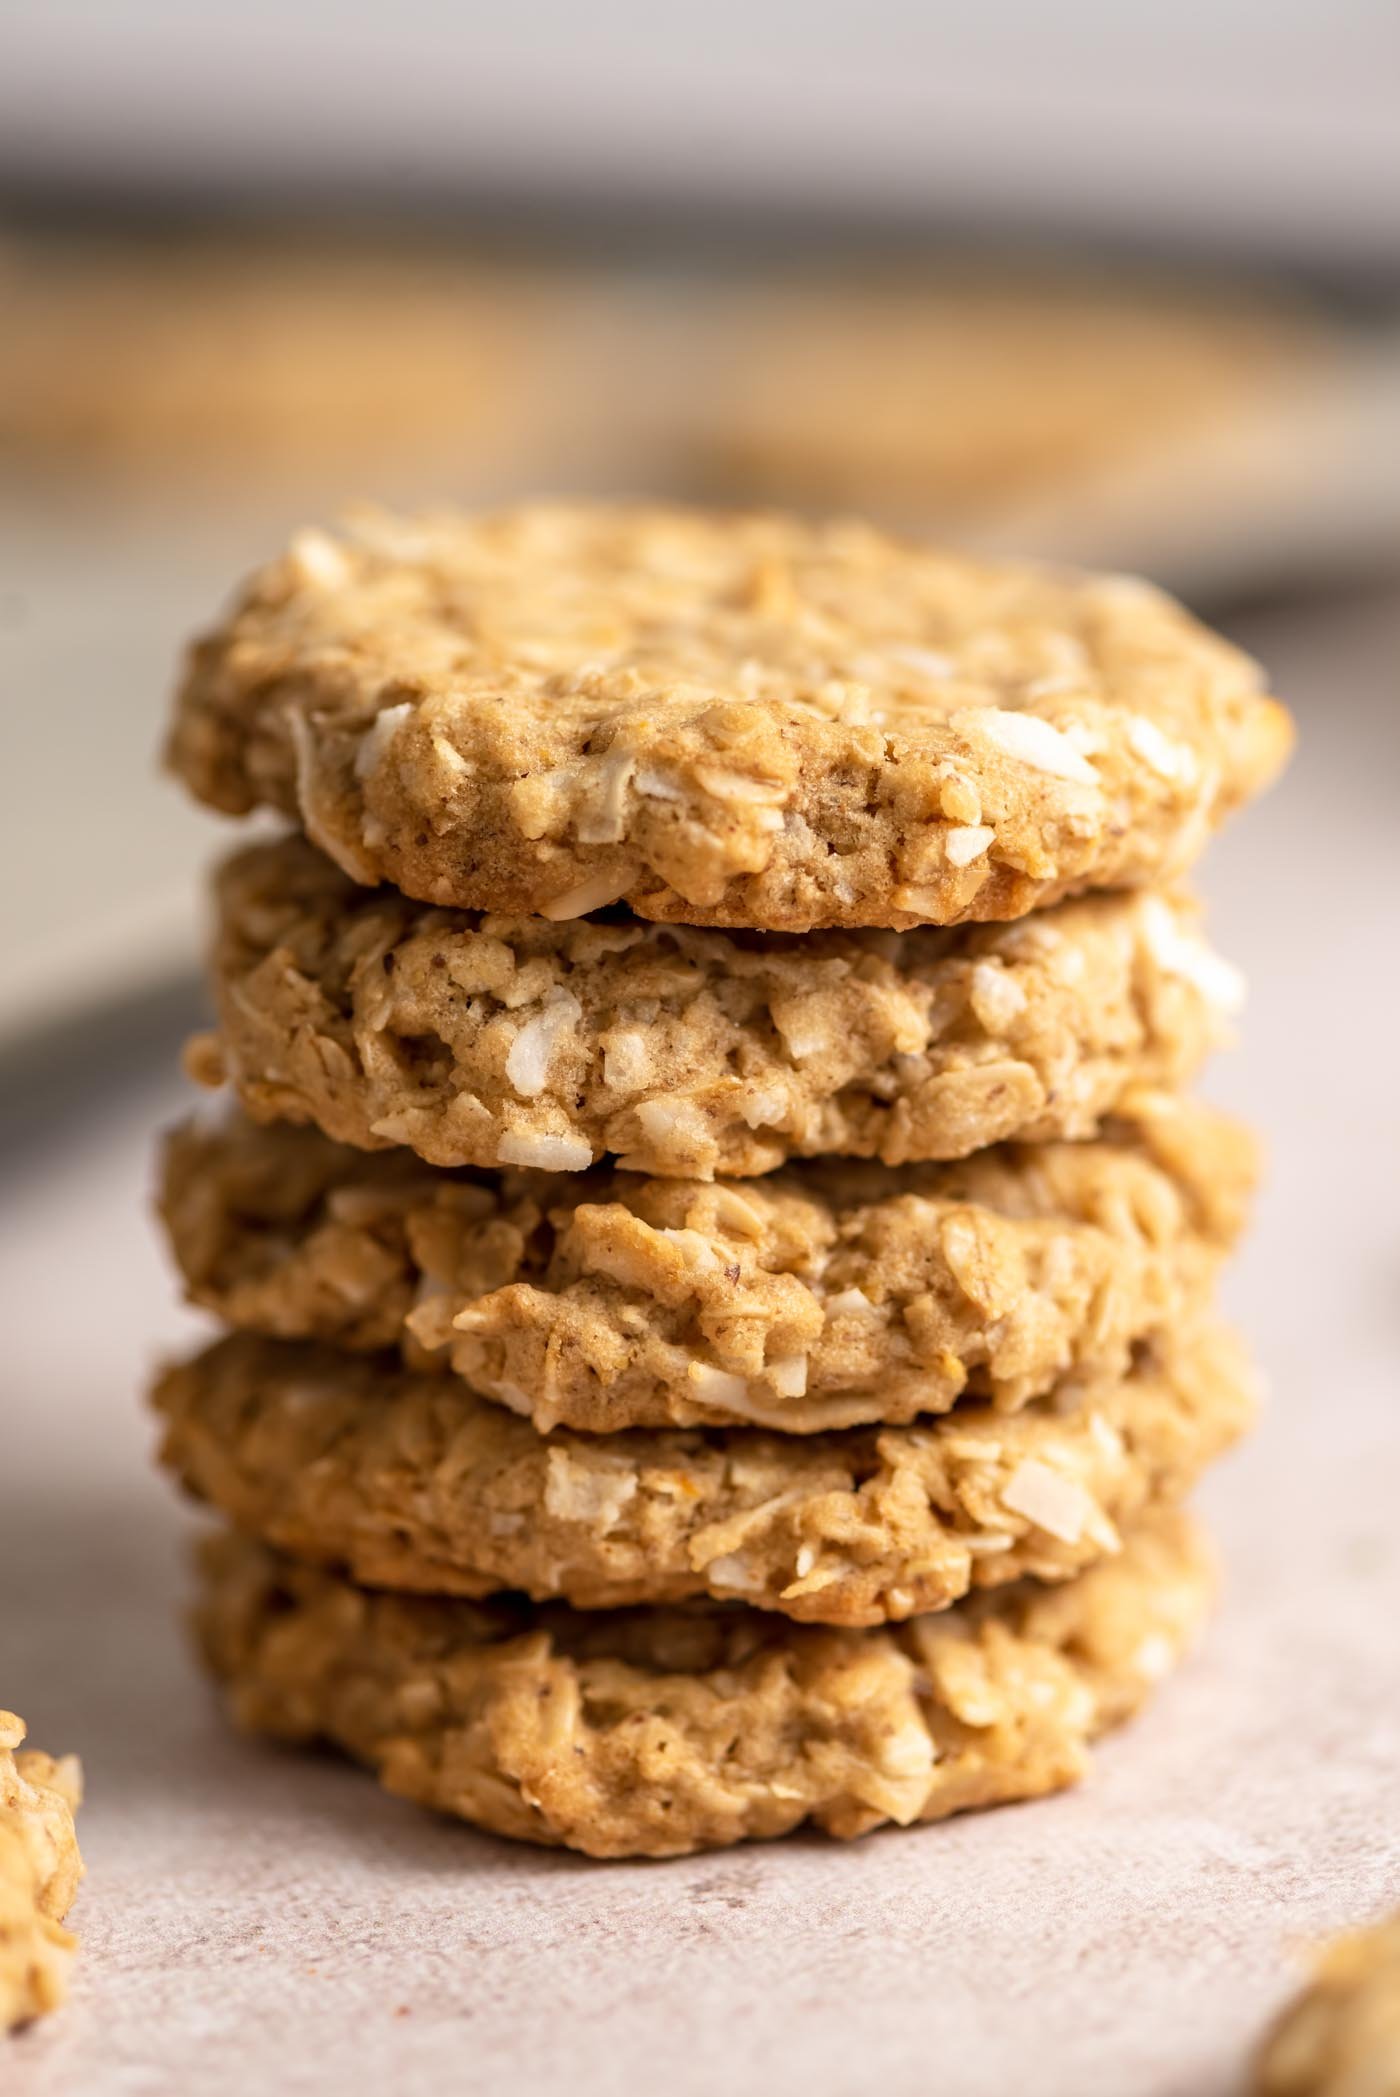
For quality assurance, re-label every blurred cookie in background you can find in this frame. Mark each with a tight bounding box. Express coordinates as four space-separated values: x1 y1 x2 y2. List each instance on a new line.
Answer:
681 263 1400 598
689 264 1332 520
0 229 618 496
4 228 1396 603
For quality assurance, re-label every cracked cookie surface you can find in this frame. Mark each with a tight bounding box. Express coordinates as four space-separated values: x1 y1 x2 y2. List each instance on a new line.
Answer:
154 1324 1253 1627
167 504 1291 932
194 1506 1213 1857
191 834 1241 1181
159 1094 1254 1432
0 1715 83 2031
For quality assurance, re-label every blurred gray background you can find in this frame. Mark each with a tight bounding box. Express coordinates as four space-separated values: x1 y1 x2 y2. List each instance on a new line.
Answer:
6 1 1399 263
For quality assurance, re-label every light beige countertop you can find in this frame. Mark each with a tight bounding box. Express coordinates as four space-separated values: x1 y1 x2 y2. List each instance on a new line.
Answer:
2 589 1398 2096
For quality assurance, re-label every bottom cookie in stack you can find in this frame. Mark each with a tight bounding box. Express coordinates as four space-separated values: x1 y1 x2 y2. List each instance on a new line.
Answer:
193 1505 1212 1860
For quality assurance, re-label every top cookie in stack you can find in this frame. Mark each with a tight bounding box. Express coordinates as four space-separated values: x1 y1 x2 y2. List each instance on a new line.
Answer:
155 503 1289 1859
167 504 1290 933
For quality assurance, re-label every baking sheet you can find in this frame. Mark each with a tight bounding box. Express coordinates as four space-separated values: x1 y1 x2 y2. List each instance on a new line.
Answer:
3 589 1399 2096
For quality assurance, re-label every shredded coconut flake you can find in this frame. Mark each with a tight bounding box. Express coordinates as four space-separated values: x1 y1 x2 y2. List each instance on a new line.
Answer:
354 701 414 781
964 708 1101 786
288 711 379 884
686 1361 749 1408
634 1096 713 1155
1131 1632 1178 1682
945 823 996 868
1001 1460 1095 1543
634 767 684 801
693 767 789 805
657 1228 721 1275
768 1354 808 1398
543 1449 639 1530
705 1552 763 1595
504 989 582 1098
495 1128 594 1172
1126 714 1192 782
490 1380 535 1417
1089 1414 1125 1463
1094 572 1161 608
738 1088 787 1129
709 1186 769 1237
287 528 352 588
538 870 637 921
429 730 468 777
771 1003 832 1061
968 959 1028 1032
887 644 955 681
325 1183 414 1226
878 1718 938 1778
576 752 636 844
1138 897 1247 1015
892 884 946 916
825 1287 880 1319
601 1030 653 1092
369 1109 426 1144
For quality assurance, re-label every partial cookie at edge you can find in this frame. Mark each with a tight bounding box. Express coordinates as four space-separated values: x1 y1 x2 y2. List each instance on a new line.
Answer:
1256 1913 1400 2097
0 1715 83 2032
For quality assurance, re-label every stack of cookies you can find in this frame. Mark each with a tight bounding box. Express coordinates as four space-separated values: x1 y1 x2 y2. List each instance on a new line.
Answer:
152 505 1291 1858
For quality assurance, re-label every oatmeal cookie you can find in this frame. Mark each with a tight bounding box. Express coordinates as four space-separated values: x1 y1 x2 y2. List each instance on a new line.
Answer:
167 504 1291 932
194 1506 1213 1857
153 1325 1254 1627
191 834 1241 1180
0 1715 83 2031
1257 1914 1400 2097
158 1094 1254 1432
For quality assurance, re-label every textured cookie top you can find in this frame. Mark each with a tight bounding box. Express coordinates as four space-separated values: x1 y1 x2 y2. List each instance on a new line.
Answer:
1256 1915 1400 2097
0 1714 83 2032
195 1508 1211 1856
191 834 1241 1179
159 1095 1254 1433
154 1324 1253 1627
168 504 1291 931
